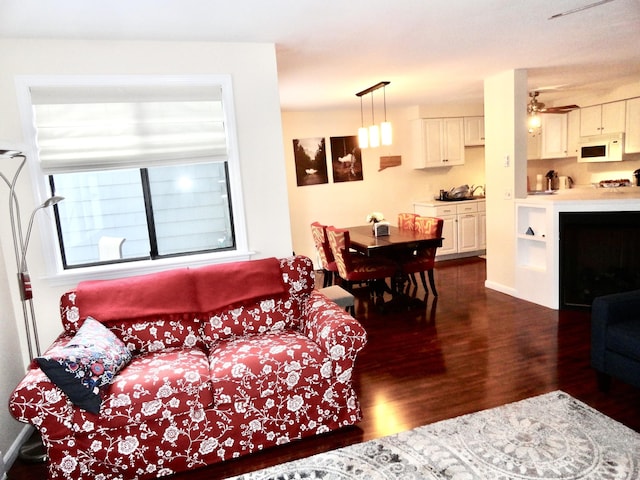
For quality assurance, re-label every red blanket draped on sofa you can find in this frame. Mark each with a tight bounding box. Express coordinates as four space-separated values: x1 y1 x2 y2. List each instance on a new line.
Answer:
76 258 287 321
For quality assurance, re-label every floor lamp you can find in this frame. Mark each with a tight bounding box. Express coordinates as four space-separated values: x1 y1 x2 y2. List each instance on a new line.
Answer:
1 149 64 463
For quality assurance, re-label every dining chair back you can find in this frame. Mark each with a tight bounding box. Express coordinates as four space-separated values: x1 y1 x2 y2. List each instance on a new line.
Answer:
310 222 338 287
397 212 419 285
326 226 397 288
398 212 418 231
400 216 444 295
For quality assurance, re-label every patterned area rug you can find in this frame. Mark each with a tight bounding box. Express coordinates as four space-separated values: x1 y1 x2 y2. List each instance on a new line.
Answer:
225 391 640 480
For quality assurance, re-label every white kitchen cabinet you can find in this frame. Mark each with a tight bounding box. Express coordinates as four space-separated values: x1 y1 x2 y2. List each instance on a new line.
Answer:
566 109 580 157
528 113 567 160
625 97 640 153
457 209 479 252
439 213 458 256
527 131 541 160
540 113 568 159
464 116 485 146
579 101 626 136
413 200 485 258
412 118 465 168
477 201 486 250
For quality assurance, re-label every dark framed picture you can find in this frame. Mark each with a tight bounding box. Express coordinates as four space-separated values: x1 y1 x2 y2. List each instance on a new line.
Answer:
292 137 329 187
330 136 363 183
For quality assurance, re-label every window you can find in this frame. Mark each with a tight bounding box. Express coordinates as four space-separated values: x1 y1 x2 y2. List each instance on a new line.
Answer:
51 162 234 268
23 76 247 274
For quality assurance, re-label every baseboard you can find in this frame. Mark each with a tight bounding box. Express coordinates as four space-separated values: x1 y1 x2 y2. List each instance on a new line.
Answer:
3 424 34 476
484 280 517 297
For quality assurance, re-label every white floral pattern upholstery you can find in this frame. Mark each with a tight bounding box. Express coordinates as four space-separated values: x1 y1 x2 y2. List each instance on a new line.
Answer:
9 255 367 480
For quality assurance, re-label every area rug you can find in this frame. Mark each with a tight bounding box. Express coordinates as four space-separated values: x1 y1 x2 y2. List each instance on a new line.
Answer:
225 391 640 479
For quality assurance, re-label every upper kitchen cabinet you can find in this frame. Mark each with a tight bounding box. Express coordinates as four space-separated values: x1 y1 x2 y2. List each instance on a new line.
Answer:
464 116 485 146
412 117 465 168
580 101 626 136
528 111 579 160
540 114 567 159
566 109 580 157
625 97 640 153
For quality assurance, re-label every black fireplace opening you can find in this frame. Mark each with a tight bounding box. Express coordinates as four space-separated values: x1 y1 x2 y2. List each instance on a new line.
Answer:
559 211 640 310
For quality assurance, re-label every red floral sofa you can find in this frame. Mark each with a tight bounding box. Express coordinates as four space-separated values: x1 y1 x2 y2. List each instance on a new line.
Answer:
9 255 367 479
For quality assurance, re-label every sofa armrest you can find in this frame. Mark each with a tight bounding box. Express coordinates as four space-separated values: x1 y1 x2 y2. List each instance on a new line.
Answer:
9 361 76 440
302 290 367 380
591 289 640 369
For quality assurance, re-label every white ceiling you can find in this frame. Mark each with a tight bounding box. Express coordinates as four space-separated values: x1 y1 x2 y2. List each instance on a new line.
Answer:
1 0 639 111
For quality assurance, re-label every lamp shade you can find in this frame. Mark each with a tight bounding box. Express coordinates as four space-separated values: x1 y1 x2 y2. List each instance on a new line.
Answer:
381 121 393 146
368 125 380 148
528 114 541 133
358 127 369 149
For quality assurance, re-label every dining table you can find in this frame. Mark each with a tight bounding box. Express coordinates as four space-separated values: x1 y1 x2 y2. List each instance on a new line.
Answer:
344 224 444 310
346 224 443 257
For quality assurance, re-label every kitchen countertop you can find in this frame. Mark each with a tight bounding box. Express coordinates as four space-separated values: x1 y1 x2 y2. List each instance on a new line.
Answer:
414 197 486 207
520 186 640 205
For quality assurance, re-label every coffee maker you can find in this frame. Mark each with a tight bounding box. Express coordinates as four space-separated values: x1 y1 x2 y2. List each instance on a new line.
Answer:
634 169 640 187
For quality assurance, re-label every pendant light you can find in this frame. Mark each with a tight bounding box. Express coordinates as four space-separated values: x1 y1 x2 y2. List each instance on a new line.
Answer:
380 83 392 145
368 90 380 148
355 81 391 149
358 96 369 148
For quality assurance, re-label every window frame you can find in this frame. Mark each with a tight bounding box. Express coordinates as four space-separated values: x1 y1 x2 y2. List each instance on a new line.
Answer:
16 74 251 284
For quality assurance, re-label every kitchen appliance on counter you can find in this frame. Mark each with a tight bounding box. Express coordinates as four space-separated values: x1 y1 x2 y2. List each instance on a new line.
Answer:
438 184 471 201
634 169 640 186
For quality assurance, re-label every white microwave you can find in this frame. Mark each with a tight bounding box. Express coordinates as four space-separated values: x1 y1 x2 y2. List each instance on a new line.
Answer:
578 132 624 163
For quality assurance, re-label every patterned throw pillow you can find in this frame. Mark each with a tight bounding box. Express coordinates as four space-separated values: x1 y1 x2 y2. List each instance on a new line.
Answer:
36 317 132 414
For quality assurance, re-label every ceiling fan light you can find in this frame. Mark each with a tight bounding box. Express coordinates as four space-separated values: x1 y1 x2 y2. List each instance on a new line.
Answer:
528 113 541 133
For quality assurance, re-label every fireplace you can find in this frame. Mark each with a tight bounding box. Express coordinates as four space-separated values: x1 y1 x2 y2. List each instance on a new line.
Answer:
559 211 640 309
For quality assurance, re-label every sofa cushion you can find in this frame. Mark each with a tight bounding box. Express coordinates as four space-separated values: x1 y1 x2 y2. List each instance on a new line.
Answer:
209 332 332 408
607 320 640 362
36 317 132 414
74 347 214 429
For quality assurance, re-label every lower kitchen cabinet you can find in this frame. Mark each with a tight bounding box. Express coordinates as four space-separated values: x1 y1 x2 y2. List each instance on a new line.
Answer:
414 200 486 259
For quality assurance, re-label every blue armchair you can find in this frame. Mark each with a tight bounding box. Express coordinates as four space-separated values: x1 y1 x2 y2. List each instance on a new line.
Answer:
591 289 640 391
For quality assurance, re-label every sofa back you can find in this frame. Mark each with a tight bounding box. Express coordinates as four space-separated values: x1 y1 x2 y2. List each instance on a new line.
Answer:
59 256 315 353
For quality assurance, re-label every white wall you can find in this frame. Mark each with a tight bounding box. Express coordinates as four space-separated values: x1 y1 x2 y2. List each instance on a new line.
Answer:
482 70 529 297
282 104 485 266
0 239 28 476
0 39 291 461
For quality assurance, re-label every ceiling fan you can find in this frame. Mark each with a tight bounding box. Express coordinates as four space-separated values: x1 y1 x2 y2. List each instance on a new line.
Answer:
528 91 579 115
549 0 617 20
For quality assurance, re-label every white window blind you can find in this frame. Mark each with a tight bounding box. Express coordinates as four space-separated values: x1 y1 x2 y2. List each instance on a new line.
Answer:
31 85 228 173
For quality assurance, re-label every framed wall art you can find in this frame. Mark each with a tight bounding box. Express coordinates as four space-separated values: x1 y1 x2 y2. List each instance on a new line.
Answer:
330 135 363 183
292 137 329 187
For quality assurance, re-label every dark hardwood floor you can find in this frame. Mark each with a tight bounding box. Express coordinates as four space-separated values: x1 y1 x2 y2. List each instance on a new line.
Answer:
9 256 640 479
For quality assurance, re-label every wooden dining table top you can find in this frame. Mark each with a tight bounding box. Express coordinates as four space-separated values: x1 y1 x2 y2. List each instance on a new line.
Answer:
346 224 443 256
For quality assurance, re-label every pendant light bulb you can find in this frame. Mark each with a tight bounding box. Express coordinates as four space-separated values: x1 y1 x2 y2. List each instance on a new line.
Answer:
358 127 369 148
381 83 392 146
369 124 380 148
358 96 368 148
368 92 380 147
381 121 392 146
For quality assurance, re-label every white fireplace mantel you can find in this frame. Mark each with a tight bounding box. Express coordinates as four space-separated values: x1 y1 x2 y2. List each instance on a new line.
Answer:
514 187 640 309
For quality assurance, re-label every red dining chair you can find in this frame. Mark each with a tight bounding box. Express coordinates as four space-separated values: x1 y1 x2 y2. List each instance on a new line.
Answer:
326 226 398 296
397 212 419 286
400 216 444 296
310 222 339 287
397 212 418 231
